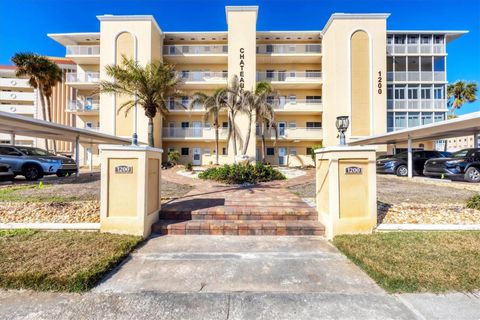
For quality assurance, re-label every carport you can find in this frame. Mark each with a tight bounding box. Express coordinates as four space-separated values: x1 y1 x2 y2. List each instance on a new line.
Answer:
349 112 480 178
0 111 130 176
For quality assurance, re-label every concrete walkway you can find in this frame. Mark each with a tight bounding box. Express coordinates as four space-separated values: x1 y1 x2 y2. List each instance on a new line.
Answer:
1 236 479 319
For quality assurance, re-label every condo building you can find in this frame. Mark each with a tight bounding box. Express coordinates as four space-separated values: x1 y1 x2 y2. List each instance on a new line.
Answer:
47 6 466 166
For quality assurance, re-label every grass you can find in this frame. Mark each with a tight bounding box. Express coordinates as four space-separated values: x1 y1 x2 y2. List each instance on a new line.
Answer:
0 230 142 292
0 185 79 202
333 231 480 293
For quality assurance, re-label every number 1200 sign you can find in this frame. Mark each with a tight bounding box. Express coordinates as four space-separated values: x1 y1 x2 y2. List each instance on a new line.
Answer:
377 71 383 94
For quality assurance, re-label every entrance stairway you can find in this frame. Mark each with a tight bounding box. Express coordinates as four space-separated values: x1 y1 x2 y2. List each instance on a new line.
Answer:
152 200 325 236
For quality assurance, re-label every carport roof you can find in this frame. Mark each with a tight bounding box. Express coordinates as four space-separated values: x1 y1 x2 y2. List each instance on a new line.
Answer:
349 112 480 145
0 111 130 145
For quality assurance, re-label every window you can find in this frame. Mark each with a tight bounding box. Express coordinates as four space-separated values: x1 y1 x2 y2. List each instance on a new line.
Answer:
222 122 228 128
394 56 406 72
387 57 393 72
421 57 432 72
387 112 394 131
434 35 444 44
0 147 16 155
289 148 297 156
421 35 432 44
306 70 321 78
408 112 420 127
266 70 274 78
306 122 322 128
434 56 445 72
289 95 296 103
181 96 189 107
421 112 433 125
408 85 419 100
407 35 419 44
181 122 189 129
434 86 444 99
394 35 406 44
387 35 394 45
168 98 175 110
204 148 210 155
387 85 393 100
289 122 297 129
394 112 407 129
266 148 275 156
306 96 322 103
266 44 273 53
434 112 445 122
395 86 406 99
181 148 189 156
421 86 432 99
306 147 313 155
222 147 227 155
407 56 420 71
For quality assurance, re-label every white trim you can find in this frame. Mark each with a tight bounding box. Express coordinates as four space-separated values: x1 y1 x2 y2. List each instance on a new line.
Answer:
323 13 390 34
315 145 377 153
97 15 162 34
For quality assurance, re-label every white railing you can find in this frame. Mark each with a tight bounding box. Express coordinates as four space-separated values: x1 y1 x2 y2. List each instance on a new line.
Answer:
256 44 321 54
263 127 323 140
387 44 445 54
389 71 445 82
0 91 35 101
275 99 322 110
179 71 228 82
257 71 322 82
68 100 100 112
66 45 100 56
167 99 204 111
66 72 100 83
162 127 228 139
390 99 447 111
163 45 228 55
0 78 30 88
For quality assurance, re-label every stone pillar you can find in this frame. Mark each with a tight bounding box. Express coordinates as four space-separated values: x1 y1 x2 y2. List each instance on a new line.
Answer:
99 145 162 238
315 146 377 239
226 6 258 161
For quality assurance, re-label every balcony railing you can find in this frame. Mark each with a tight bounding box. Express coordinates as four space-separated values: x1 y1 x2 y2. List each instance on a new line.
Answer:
389 99 447 110
167 98 204 111
387 44 445 55
179 71 228 82
163 45 228 55
256 44 321 54
0 91 35 101
275 99 322 110
257 71 322 82
0 78 30 88
68 100 100 112
261 127 322 139
66 45 100 56
66 72 100 83
162 127 228 139
386 71 446 82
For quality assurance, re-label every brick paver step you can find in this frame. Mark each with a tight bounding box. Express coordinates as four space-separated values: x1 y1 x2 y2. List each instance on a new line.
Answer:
152 219 325 236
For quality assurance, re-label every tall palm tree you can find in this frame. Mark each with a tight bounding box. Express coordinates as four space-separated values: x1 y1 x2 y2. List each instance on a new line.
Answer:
100 56 182 147
191 89 223 165
11 53 51 148
447 81 478 115
217 76 244 156
242 82 278 158
42 61 63 152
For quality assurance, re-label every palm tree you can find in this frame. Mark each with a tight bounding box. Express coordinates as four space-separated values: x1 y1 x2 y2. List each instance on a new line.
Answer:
242 82 278 159
217 76 244 156
42 61 63 152
12 53 52 149
447 81 478 115
191 89 223 165
100 56 182 146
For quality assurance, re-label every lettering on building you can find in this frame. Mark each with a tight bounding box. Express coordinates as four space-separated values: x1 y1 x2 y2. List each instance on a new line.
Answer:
239 48 245 91
115 165 133 174
377 71 382 94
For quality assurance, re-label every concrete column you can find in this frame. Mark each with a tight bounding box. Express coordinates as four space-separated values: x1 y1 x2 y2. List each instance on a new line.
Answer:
99 145 163 238
315 146 377 239
226 6 258 161
407 136 413 179
75 136 80 177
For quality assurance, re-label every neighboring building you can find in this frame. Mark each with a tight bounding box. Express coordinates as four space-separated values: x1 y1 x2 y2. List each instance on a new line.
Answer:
47 6 467 166
0 58 77 155
444 135 480 151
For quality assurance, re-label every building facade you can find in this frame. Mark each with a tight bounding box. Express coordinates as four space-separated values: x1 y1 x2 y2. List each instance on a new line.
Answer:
0 58 77 155
48 6 466 166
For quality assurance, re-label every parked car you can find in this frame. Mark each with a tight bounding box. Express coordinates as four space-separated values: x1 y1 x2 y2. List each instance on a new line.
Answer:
0 145 77 181
0 163 14 181
376 150 451 177
424 148 480 183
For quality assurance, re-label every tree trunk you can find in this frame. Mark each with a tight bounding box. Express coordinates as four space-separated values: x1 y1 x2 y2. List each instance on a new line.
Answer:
37 88 49 150
215 126 219 165
46 95 57 154
230 111 237 156
242 111 252 155
148 117 154 147
261 122 266 163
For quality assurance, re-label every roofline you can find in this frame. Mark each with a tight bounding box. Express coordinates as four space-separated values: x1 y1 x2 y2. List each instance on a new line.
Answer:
97 15 162 35
322 13 390 34
387 30 469 34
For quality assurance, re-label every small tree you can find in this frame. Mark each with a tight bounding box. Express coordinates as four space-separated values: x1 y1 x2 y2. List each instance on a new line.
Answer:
447 81 478 115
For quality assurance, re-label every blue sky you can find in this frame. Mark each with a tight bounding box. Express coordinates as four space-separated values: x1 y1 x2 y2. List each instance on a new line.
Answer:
0 0 479 114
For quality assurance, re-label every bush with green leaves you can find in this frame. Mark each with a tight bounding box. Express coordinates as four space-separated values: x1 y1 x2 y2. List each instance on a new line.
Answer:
167 150 180 165
198 163 286 184
185 163 193 171
466 194 480 210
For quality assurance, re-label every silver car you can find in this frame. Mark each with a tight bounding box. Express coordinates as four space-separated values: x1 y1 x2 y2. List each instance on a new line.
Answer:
0 145 78 181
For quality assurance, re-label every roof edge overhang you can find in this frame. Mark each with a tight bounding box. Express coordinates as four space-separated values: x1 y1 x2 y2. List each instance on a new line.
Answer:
97 15 162 35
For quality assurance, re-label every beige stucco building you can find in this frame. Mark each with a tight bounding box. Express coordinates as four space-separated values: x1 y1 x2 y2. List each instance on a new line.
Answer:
48 6 466 166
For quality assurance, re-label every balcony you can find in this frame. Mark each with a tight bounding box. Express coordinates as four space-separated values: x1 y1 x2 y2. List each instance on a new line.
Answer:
386 71 446 83
387 44 445 55
261 127 323 141
274 99 322 114
0 104 35 114
0 78 30 89
68 99 100 113
388 99 447 111
0 91 35 102
163 45 227 64
257 71 322 89
167 98 204 112
66 72 100 89
178 71 228 89
162 127 228 140
66 45 100 64
256 44 322 63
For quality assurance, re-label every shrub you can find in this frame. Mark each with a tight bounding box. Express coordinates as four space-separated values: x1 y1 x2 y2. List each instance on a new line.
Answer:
185 162 193 171
167 150 180 165
466 194 480 210
198 163 286 184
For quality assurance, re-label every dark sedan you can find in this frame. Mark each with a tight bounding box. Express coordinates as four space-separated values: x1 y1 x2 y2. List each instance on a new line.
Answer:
377 150 451 177
424 148 480 182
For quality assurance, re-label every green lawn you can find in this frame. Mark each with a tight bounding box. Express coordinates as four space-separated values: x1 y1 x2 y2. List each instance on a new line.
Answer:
0 230 142 292
333 231 480 293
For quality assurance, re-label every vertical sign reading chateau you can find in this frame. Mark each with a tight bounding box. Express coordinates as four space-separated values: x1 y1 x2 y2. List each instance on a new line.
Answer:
239 48 245 92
